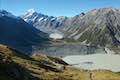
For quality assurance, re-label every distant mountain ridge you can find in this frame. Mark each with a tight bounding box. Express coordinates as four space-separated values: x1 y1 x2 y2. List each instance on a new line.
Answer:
22 8 120 48
21 9 85 34
21 9 63 33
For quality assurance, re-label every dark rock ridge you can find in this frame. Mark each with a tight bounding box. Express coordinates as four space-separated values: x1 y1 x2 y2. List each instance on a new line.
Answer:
0 10 48 55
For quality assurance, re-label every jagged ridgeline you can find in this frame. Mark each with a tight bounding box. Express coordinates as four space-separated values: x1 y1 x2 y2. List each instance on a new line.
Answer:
22 8 120 47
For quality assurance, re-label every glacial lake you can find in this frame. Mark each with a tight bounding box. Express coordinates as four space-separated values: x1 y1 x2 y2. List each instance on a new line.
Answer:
62 54 120 72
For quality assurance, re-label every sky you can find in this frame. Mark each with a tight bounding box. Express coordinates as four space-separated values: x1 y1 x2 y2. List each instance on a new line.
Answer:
0 0 120 17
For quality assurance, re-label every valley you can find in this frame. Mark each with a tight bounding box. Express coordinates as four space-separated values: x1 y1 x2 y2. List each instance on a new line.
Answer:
0 6 120 80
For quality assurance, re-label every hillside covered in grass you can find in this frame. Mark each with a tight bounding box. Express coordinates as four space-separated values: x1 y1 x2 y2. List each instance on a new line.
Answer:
0 44 120 80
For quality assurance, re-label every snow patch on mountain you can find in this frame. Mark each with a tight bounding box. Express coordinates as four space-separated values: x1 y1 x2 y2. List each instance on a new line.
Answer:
38 17 44 21
25 10 35 18
49 33 63 40
27 9 35 13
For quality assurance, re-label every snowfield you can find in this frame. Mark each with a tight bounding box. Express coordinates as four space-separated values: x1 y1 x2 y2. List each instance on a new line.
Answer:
49 33 63 40
62 54 120 72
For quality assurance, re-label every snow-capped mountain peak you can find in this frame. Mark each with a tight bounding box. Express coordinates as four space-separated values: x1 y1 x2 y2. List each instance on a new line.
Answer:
24 9 36 18
21 9 68 33
27 9 35 13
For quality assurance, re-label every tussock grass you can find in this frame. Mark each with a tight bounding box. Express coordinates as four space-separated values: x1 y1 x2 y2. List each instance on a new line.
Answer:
0 44 120 80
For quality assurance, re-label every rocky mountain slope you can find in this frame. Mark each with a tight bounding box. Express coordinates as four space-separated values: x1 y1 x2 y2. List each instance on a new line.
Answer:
62 8 120 47
21 9 64 34
0 44 120 80
0 10 48 55
22 8 120 48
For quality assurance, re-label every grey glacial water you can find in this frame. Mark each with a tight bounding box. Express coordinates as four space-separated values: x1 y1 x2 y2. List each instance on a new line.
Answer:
33 44 106 56
63 54 120 72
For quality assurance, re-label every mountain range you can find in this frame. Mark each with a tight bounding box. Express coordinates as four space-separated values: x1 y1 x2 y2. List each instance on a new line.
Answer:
0 8 120 80
22 8 120 48
0 8 120 55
